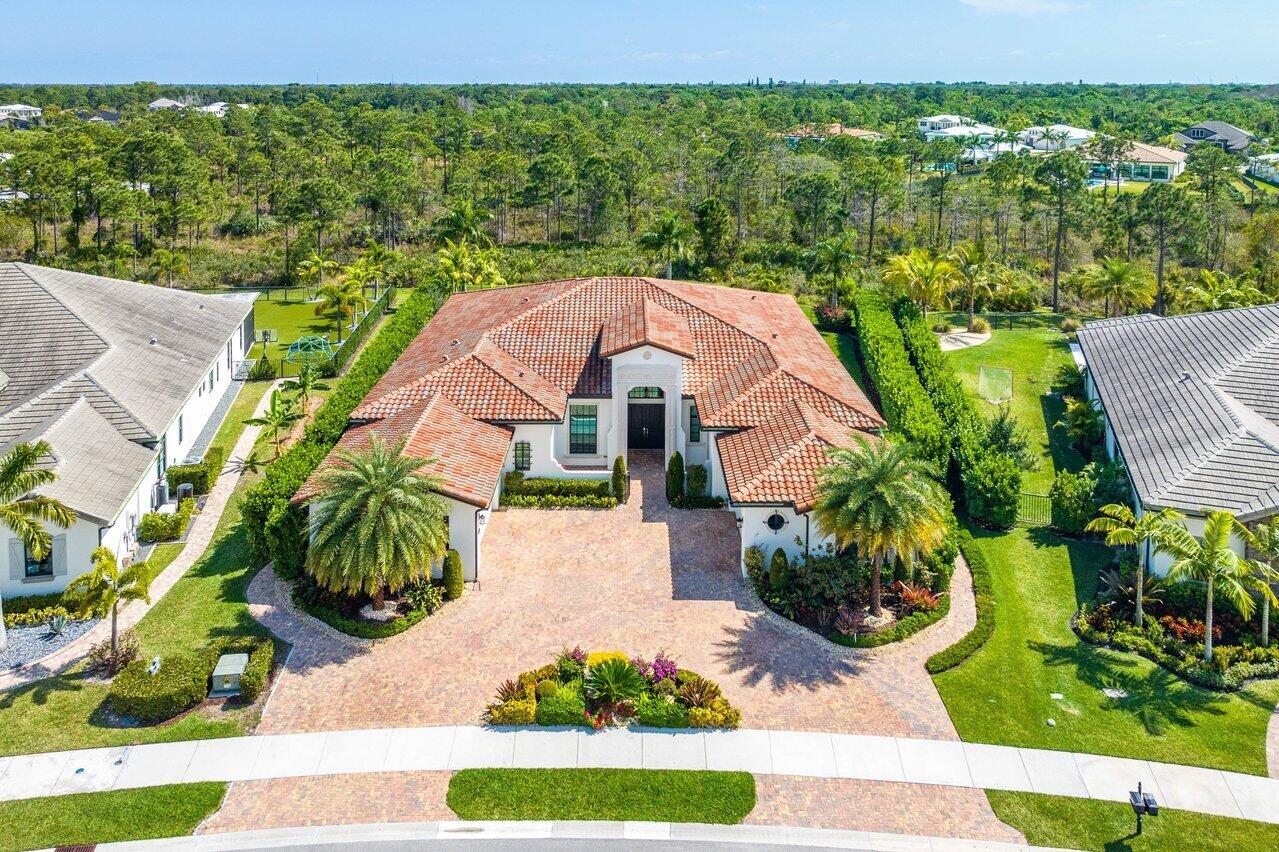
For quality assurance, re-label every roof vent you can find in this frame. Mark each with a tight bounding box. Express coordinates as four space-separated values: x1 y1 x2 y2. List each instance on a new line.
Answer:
772 333 779 339
1179 370 1191 382
149 337 158 346
198 304 205 310
451 338 461 346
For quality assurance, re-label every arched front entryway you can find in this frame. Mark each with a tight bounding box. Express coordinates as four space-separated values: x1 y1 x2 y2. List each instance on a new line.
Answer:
626 386 665 451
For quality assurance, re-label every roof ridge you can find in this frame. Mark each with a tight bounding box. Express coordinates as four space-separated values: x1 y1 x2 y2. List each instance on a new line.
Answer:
79 372 155 440
485 277 600 339
13 263 116 357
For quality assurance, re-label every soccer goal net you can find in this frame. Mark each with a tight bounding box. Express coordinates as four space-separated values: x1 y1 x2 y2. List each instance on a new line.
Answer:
977 366 1014 405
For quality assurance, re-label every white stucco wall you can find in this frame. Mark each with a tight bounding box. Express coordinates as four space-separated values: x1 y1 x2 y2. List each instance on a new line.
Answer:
608 346 686 465
738 505 833 574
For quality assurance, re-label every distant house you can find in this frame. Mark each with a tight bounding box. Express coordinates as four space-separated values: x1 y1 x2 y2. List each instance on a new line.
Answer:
0 117 37 131
148 98 186 111
0 104 42 121
78 109 121 125
1248 152 1279 184
964 141 1032 162
781 123 882 145
1 264 255 596
1086 140 1186 183
917 114 973 134
1173 121 1253 153
1077 306 1279 572
1017 124 1095 151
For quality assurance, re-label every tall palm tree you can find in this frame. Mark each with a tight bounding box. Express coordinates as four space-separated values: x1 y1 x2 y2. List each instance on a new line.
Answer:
0 441 76 651
435 239 507 293
429 199 493 247
638 211 694 279
1247 519 1279 647
65 546 153 656
882 248 958 314
245 390 302 459
813 436 949 617
1081 258 1155 318
150 248 189 288
948 240 991 327
806 231 859 308
1179 270 1265 314
306 436 450 609
1158 510 1264 662
296 248 339 300
314 272 371 344
1086 504 1182 626
282 364 330 414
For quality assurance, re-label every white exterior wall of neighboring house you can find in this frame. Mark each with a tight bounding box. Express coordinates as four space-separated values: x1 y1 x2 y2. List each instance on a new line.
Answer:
2 317 252 601
0 104 41 120
917 115 973 133
1249 154 1279 184
1019 125 1095 151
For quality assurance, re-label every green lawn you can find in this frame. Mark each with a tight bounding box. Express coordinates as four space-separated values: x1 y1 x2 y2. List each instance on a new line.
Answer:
822 331 872 396
0 783 225 852
249 292 340 363
989 791 1279 852
446 769 756 824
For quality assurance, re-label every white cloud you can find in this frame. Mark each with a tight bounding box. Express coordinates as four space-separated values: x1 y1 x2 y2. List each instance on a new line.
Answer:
958 0 1081 15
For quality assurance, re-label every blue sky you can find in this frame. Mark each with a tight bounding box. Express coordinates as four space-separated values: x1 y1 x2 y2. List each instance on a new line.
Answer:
4 1 1274 84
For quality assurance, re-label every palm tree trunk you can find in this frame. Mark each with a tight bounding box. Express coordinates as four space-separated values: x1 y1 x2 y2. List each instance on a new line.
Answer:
1135 546 1145 627
665 259 673 280
372 586 386 610
110 602 119 656
1263 593 1270 648
870 554 883 617
1204 578 1215 662
0 595 7 652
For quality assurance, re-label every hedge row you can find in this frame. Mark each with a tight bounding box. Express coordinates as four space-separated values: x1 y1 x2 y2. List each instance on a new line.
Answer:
850 291 949 471
891 298 1022 529
831 591 952 648
139 498 197 543
502 473 613 498
925 528 996 673
165 446 228 495
330 285 397 374
107 636 274 722
501 493 618 509
241 288 439 577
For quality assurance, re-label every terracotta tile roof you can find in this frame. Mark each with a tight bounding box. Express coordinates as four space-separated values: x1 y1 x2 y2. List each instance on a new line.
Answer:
717 401 874 513
297 391 511 508
327 277 883 512
599 298 696 359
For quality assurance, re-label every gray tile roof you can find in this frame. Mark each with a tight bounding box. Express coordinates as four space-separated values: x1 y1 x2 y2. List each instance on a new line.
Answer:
1077 305 1279 519
1173 121 1254 152
0 263 253 523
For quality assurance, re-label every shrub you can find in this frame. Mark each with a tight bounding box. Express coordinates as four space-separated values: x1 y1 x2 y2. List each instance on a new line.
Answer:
677 674 722 708
487 698 536 725
166 446 228 495
229 638 275 702
967 316 991 334
686 464 708 497
443 549 464 600
138 498 196 542
688 697 741 729
666 451 685 501
1061 317 1083 335
768 548 788 591
504 477 612 498
814 302 852 333
1053 362 1086 398
611 455 628 502
636 696 690 728
4 605 73 629
536 679 560 700
86 628 141 675
895 580 941 615
501 493 618 509
247 357 277 381
963 451 1021 530
1049 468 1096 537
584 658 646 705
535 690 587 725
932 321 951 333
403 581 444 614
557 647 587 682
586 650 628 666
925 528 996 673
108 651 211 722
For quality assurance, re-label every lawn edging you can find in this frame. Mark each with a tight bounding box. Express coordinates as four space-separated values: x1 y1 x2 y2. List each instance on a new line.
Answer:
925 528 995 674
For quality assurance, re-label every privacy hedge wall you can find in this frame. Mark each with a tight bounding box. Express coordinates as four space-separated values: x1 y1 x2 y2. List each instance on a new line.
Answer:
240 288 438 577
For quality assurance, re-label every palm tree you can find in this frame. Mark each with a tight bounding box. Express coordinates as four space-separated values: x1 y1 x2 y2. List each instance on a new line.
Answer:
1247 519 1279 647
295 248 339 300
1056 396 1104 449
948 240 991 327
429 199 493 247
882 248 958 314
806 231 859 308
1158 510 1265 662
1080 258 1155 318
1086 504 1182 626
1179 270 1266 314
813 436 949 617
314 272 370 344
306 436 450 609
282 364 330 414
435 239 507 293
65 546 153 657
245 390 302 459
637 211 694 279
150 248 188 288
0 441 76 651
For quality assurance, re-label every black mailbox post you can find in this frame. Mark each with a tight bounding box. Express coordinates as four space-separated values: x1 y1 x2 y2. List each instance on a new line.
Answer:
1129 781 1159 835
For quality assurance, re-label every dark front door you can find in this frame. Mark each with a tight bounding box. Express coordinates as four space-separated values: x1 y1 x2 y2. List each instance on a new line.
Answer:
627 404 664 449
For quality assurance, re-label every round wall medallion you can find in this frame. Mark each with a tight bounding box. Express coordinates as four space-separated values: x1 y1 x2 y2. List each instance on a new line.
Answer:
643 350 652 360
766 512 786 531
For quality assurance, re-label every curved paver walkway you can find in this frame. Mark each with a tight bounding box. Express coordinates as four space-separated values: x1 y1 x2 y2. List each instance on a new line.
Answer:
1269 703 1279 778
2 724 1276 827
0 382 278 692
248 453 974 739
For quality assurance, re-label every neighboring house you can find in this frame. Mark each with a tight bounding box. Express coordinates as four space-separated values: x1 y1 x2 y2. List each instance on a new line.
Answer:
1017 124 1095 151
1248 152 1279 185
963 141 1032 162
78 109 122 124
0 104 42 121
1085 140 1186 183
924 122 1004 143
1077 306 1279 573
781 123 882 145
0 263 255 598
148 98 186 111
917 114 973 134
296 277 884 579
1173 121 1253 153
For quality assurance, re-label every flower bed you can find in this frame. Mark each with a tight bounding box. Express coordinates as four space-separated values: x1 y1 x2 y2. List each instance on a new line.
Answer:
292 576 447 640
485 647 741 730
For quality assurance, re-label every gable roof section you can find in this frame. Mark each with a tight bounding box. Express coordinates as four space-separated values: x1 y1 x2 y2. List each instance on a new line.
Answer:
1077 305 1279 518
599 298 696 359
1126 141 1187 166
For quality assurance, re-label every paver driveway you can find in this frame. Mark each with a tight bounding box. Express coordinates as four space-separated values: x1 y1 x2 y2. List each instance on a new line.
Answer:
251 452 967 739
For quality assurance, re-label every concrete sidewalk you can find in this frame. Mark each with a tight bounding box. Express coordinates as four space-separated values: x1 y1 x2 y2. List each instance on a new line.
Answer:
91 819 1074 851
2 725 1276 825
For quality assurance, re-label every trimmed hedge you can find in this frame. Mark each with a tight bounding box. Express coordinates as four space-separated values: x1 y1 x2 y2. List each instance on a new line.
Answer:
891 298 1022 529
298 598 430 639
503 473 612 498
138 498 196 543
443 549 464 601
636 695 691 728
832 592 952 648
925 528 996 673
106 637 275 722
851 291 949 470
165 446 228 496
241 287 439 577
535 689 588 725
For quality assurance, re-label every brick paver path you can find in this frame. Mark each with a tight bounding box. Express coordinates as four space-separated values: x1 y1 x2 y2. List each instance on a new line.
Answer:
251 451 970 739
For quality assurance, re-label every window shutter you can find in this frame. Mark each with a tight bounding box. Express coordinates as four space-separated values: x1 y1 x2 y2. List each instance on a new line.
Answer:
52 535 68 576
7 539 22 581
